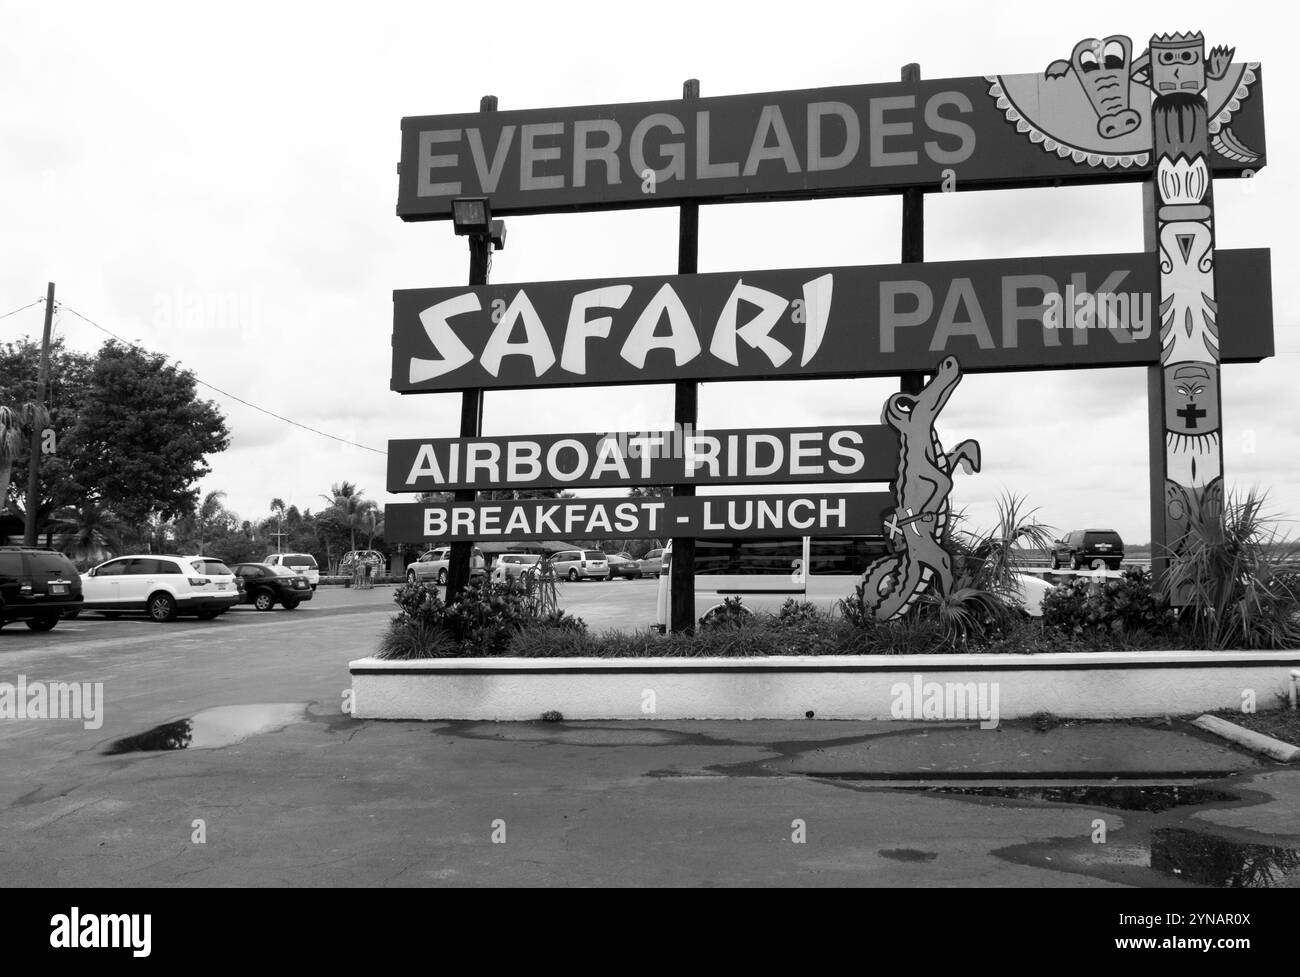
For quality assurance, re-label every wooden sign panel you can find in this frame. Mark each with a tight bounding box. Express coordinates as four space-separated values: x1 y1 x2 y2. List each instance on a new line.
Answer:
387 426 898 493
391 249 1272 392
384 492 893 543
398 63 1264 219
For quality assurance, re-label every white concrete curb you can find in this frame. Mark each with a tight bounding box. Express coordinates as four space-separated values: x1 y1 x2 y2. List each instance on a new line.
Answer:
348 650 1300 722
1191 714 1300 763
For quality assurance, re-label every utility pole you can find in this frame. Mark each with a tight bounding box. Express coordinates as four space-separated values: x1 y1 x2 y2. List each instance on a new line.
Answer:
23 282 55 547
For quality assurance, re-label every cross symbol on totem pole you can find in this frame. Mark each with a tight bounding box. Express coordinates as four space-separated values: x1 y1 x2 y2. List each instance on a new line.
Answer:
884 513 902 539
1177 402 1208 429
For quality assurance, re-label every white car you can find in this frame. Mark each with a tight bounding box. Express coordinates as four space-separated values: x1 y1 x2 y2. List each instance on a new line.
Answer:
407 546 486 585
551 549 609 581
263 552 320 590
490 553 542 583
82 554 240 622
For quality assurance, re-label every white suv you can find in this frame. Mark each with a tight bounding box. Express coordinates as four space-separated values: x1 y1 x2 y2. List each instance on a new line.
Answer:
82 554 240 621
407 546 486 586
263 552 320 590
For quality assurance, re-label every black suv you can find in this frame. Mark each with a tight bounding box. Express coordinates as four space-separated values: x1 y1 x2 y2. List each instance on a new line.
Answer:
0 547 84 632
1050 530 1125 571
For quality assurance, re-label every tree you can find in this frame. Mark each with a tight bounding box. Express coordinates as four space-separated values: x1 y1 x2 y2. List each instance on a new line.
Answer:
51 500 124 569
68 343 230 529
0 402 47 517
320 481 376 552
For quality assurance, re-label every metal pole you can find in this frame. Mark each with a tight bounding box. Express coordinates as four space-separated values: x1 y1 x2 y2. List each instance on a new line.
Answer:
899 64 925 397
445 95 496 602
669 78 700 634
23 282 55 546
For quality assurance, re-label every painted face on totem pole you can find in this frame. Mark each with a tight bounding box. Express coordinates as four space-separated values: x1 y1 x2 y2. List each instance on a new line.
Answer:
1164 364 1219 433
1150 35 1207 95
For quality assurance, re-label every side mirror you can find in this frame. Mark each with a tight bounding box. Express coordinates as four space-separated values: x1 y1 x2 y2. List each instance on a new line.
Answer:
86 567 97 577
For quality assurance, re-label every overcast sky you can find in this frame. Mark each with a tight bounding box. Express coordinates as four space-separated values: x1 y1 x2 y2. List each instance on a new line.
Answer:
3 0 1297 545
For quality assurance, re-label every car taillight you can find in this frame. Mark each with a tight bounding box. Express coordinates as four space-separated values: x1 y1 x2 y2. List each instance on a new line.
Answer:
188 577 206 586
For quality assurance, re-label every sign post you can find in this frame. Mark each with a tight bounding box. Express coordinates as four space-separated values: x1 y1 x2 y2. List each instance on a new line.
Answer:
445 95 499 602
900 62 925 397
672 78 700 635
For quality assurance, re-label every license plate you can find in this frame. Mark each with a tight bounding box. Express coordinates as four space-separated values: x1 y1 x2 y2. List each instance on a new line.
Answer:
50 583 68 594
217 583 227 590
1096 545 1111 551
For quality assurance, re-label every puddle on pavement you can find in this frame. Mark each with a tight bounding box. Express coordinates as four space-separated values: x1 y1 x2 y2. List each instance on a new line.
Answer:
1148 828 1300 887
102 703 307 755
893 783 1238 813
878 848 938 863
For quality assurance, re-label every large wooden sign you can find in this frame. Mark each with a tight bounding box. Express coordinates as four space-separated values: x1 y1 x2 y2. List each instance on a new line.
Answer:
397 66 1264 219
391 250 1271 392
385 492 893 543
387 426 898 493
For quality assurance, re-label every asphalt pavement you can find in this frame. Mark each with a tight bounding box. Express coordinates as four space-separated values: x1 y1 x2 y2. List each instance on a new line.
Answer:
1 583 1297 887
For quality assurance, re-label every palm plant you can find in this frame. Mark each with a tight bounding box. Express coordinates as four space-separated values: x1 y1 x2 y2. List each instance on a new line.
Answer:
321 481 377 552
51 501 124 569
1162 488 1300 650
0 402 49 517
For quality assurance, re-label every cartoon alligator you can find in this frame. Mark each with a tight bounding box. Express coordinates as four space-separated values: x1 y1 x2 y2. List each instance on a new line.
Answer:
860 356 980 621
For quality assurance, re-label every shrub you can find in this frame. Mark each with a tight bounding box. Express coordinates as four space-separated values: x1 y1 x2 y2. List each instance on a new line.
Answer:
1042 567 1173 637
1163 490 1300 650
377 578 587 659
699 595 750 630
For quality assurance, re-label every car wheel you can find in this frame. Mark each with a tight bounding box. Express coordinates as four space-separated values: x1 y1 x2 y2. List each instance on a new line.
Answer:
282 598 300 610
1070 556 1082 570
254 590 276 612
1109 561 1122 571
568 568 579 582
148 593 178 623
437 569 447 586
407 571 417 584
1050 555 1060 570
100 611 122 620
25 616 58 632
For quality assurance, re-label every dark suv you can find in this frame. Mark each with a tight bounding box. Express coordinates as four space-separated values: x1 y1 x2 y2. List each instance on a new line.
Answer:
0 547 84 632
1050 530 1125 570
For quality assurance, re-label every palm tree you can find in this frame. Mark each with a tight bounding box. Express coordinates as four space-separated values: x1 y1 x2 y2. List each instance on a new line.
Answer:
321 481 376 552
175 490 231 554
51 501 124 570
0 402 49 518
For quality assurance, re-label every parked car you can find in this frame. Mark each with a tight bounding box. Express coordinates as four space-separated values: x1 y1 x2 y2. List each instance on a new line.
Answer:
490 553 542 583
184 556 239 613
229 563 314 610
406 546 486 585
1050 529 1125 570
551 549 609 581
263 552 320 590
638 548 665 577
0 546 83 632
81 554 240 621
607 552 641 579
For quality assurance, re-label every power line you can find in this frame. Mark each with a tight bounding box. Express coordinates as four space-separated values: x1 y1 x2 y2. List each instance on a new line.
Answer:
56 302 387 455
0 298 45 321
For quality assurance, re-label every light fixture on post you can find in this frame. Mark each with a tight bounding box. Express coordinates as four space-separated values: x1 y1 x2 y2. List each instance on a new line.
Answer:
451 196 491 236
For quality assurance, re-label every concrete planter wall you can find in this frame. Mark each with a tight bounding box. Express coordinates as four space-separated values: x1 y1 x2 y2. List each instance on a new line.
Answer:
348 651 1300 722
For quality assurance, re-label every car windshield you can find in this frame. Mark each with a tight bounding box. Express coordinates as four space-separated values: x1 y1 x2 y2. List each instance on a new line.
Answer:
284 555 316 568
29 553 73 574
1085 532 1123 546
584 551 606 560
